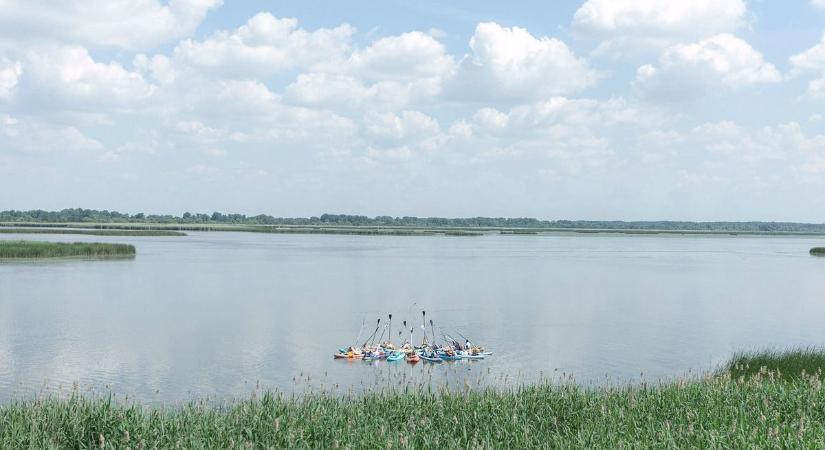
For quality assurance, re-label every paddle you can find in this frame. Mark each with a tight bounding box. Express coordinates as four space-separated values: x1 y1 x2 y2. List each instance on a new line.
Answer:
430 319 436 346
376 322 387 346
362 318 380 348
421 310 427 345
388 314 392 347
353 316 365 349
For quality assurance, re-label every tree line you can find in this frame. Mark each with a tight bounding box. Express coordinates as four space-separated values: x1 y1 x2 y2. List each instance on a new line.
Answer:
1 208 824 232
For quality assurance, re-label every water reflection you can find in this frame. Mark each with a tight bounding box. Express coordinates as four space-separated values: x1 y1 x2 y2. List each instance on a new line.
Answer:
1 232 824 403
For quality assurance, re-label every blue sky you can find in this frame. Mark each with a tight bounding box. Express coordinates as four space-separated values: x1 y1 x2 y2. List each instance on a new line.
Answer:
1 0 824 221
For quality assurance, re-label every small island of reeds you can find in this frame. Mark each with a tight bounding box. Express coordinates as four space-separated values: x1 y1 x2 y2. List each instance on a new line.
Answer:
0 240 136 259
810 247 825 256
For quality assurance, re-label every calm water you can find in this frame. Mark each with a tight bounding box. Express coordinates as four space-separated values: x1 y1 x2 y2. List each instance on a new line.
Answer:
1 232 824 403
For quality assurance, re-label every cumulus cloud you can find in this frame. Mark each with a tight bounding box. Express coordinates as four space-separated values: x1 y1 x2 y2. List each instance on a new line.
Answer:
0 59 22 100
453 97 662 173
572 0 747 54
688 121 825 165
0 0 222 50
789 33 825 98
348 31 454 82
635 34 780 102
0 114 103 153
284 32 453 110
173 13 354 76
448 22 598 102
361 110 443 161
23 45 156 104
790 34 825 73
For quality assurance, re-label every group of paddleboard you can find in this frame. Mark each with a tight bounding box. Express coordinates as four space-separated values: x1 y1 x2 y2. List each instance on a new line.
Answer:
334 311 491 363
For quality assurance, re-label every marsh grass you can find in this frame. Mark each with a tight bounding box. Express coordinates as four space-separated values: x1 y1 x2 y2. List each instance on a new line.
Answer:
0 241 135 259
722 347 825 381
2 375 825 449
0 228 185 236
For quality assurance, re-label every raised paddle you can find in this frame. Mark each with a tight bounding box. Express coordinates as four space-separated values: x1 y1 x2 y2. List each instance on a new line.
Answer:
421 310 427 345
353 316 366 348
362 318 380 348
388 314 392 346
430 319 436 346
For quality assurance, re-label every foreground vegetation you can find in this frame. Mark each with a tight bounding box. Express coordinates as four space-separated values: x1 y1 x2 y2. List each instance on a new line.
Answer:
3 349 825 448
811 247 825 255
0 241 135 259
724 348 825 381
0 227 184 236
2 376 823 449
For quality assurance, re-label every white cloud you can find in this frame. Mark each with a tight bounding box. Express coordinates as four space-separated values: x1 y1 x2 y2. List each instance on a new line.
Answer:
808 77 825 98
455 97 660 172
813 0 825 10
790 33 825 73
349 31 454 82
0 59 22 100
449 22 598 101
789 33 825 98
691 120 825 162
173 13 354 75
635 34 780 102
284 31 453 110
0 114 103 153
0 0 222 50
133 54 177 85
25 45 155 103
572 0 747 53
364 111 438 140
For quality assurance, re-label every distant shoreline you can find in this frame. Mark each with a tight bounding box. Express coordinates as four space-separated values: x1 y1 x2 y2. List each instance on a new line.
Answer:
3 209 825 234
2 222 825 237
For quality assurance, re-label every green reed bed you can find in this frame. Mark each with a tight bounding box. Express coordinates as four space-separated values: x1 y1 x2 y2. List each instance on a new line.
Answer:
723 347 825 381
0 228 185 236
2 375 824 449
0 241 135 259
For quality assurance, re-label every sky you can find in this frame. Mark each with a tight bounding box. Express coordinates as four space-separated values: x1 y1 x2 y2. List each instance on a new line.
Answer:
1 1 825 221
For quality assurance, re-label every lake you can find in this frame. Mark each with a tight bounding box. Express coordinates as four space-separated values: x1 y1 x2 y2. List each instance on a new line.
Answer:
1 231 824 403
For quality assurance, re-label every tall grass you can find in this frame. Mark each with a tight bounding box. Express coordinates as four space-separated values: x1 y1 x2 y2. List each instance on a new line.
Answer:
0 228 185 236
1 376 824 449
722 347 825 381
0 241 135 259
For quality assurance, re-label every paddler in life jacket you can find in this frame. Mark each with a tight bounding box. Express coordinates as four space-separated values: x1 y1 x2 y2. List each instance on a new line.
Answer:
464 339 472 350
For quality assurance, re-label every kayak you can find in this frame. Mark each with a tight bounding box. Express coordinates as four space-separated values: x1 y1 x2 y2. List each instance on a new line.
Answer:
438 353 462 361
363 351 389 360
458 352 484 360
406 353 420 363
420 354 443 363
333 352 361 359
387 351 405 362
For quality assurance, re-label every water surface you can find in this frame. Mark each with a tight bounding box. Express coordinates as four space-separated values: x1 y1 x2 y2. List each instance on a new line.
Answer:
1 232 824 402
